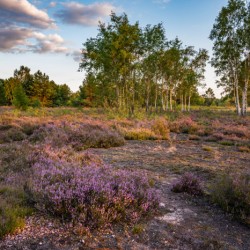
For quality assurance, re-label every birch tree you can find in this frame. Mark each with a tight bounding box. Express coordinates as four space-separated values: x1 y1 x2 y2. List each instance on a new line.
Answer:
210 0 249 116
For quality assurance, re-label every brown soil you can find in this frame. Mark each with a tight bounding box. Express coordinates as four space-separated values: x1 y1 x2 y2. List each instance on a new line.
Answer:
1 134 250 249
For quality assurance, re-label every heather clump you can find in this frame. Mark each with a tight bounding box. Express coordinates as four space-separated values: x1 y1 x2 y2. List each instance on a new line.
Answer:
209 173 250 225
0 142 32 176
68 122 125 149
29 121 125 149
170 117 198 134
28 152 159 229
0 127 27 143
171 173 204 196
29 123 69 147
211 120 250 141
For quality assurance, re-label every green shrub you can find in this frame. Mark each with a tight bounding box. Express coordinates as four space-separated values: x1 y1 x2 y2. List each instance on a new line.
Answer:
0 187 33 239
219 141 235 146
12 85 29 111
209 173 250 224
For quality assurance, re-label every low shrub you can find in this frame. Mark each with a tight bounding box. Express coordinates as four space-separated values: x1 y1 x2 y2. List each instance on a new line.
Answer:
219 141 235 146
28 153 159 229
29 122 125 149
238 146 250 153
124 128 158 140
0 186 33 239
189 135 200 141
0 142 32 179
68 122 125 149
202 145 213 152
0 127 27 143
151 118 170 140
209 173 250 225
170 117 198 134
212 120 250 141
171 173 204 196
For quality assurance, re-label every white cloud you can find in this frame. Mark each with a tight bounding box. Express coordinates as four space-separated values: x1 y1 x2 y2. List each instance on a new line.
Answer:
69 50 82 62
0 0 56 29
30 33 68 53
55 2 116 26
0 27 33 51
0 27 68 54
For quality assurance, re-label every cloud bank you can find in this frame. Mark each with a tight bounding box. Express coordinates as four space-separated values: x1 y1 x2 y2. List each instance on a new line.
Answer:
0 0 55 29
0 0 67 54
0 0 116 60
55 2 115 26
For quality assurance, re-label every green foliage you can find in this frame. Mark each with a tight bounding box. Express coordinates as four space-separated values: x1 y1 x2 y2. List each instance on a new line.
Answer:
29 98 42 108
132 224 144 234
0 79 8 106
12 85 29 111
203 88 216 106
79 13 208 114
0 187 33 239
53 84 72 106
210 0 250 116
151 118 170 140
124 128 158 140
3 66 74 108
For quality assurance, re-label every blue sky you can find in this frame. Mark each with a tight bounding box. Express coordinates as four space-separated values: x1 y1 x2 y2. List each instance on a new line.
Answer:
0 0 228 96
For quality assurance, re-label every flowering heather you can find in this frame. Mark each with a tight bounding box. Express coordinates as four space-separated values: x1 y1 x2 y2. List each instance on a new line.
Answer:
29 121 125 149
28 152 159 228
170 117 198 134
211 120 250 141
171 173 204 196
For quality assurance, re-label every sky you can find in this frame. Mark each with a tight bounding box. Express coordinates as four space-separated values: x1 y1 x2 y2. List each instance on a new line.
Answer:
0 0 228 97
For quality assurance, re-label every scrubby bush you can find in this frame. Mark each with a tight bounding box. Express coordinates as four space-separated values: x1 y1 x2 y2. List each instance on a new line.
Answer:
171 173 204 196
0 142 32 177
0 127 27 143
28 152 159 229
209 173 250 224
211 120 250 141
68 122 125 149
29 122 125 149
170 117 198 134
123 128 158 140
0 186 33 239
151 118 170 140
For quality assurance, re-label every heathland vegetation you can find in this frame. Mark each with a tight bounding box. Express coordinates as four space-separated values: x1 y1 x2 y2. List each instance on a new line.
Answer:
0 0 249 249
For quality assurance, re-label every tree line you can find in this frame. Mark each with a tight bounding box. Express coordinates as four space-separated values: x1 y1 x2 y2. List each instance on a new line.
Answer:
0 66 74 109
0 65 220 111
